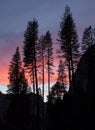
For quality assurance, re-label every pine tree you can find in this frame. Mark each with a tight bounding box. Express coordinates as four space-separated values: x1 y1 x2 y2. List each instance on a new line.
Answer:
48 60 66 102
48 81 67 103
23 19 38 94
45 31 54 95
58 6 79 86
38 35 46 100
23 19 40 130
81 26 95 55
8 47 28 94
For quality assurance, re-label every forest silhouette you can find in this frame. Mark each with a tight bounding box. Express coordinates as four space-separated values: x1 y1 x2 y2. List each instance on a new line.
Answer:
0 5 95 130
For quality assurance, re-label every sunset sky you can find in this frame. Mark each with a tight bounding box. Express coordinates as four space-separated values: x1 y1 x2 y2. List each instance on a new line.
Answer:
0 0 95 93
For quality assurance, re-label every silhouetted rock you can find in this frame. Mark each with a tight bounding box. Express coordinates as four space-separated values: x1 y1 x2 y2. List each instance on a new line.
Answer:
70 44 95 97
47 45 95 130
67 45 95 129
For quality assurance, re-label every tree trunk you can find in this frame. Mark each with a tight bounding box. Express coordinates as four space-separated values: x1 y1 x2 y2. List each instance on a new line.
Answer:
48 51 50 95
68 59 72 87
42 54 45 130
70 43 75 90
34 45 40 130
42 52 44 101
70 43 74 77
32 61 35 93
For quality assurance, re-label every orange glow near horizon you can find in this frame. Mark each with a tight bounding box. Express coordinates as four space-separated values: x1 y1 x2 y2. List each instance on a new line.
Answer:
0 56 69 86
0 65 9 84
0 67 58 85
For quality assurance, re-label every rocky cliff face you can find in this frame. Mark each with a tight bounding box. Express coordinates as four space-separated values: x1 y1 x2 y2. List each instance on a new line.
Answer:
69 44 95 96
47 45 95 130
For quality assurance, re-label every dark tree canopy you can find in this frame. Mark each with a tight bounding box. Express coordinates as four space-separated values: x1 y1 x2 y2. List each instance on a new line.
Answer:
23 19 39 93
58 6 80 85
23 19 40 130
8 47 28 94
48 81 67 103
81 26 95 55
23 19 38 67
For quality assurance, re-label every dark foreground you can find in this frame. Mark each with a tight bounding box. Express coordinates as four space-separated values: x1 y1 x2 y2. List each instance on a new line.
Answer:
0 92 94 130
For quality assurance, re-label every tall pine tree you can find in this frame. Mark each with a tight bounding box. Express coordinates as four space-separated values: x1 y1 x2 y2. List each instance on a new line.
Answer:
81 26 95 55
8 47 28 94
23 19 38 94
38 35 46 100
45 31 54 95
58 6 79 86
23 19 40 130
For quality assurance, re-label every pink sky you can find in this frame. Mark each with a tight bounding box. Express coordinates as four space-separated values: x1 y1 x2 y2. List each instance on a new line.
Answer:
0 0 95 86
0 39 60 85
